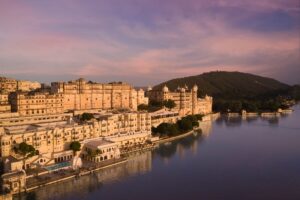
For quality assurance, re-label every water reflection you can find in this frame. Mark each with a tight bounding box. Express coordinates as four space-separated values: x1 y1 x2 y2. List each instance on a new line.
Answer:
215 114 287 127
198 121 212 137
153 133 202 160
16 123 213 200
15 107 300 200
17 152 152 200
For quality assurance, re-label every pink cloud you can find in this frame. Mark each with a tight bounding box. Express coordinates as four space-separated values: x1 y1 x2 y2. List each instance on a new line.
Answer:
0 0 299 85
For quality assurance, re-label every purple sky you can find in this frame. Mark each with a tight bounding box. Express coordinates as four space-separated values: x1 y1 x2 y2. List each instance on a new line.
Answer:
0 0 299 86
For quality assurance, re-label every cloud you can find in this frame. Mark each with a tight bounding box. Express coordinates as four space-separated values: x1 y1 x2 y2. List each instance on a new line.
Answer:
0 0 299 85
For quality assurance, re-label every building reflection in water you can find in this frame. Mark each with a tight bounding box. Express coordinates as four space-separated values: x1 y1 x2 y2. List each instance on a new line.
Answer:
154 120 212 163
17 152 152 200
215 114 282 128
17 122 213 200
198 121 212 137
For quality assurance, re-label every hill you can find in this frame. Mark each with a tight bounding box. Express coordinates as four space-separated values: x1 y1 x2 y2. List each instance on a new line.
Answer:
153 71 291 100
285 84 300 101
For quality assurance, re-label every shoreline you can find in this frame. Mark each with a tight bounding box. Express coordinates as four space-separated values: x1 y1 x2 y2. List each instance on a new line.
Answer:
20 128 198 195
225 108 293 118
5 107 296 198
25 158 128 192
154 129 197 144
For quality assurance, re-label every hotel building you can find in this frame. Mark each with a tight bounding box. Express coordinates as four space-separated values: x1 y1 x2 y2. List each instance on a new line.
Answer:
0 111 151 169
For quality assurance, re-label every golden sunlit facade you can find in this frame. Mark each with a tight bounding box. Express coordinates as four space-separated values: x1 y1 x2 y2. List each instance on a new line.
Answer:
0 77 41 92
147 85 213 116
0 112 151 169
51 78 148 112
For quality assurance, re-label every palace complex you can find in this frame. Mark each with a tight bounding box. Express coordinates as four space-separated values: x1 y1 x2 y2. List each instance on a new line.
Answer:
0 76 213 194
7 78 148 117
0 77 40 92
147 84 212 116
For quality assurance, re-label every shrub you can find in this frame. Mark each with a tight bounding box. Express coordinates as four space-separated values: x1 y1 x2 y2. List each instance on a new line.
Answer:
17 142 36 157
153 114 200 137
163 99 176 109
138 104 148 111
177 118 193 131
80 113 94 121
70 141 81 152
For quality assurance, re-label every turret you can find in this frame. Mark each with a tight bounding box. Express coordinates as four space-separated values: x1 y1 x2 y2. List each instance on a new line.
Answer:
162 85 169 93
192 85 198 115
192 84 198 92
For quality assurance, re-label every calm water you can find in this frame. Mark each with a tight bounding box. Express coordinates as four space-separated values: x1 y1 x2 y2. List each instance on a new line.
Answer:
18 105 300 200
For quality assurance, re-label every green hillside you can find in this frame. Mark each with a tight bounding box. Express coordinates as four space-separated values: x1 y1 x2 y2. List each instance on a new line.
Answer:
153 71 290 100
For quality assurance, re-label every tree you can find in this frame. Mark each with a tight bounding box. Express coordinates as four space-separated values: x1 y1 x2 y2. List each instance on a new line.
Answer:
149 100 162 107
228 100 242 112
192 121 199 127
163 99 176 109
262 100 281 111
80 113 94 121
195 114 203 121
156 123 170 135
17 142 36 157
138 104 148 111
87 149 97 157
242 100 258 112
154 123 180 137
152 114 202 137
167 124 180 136
177 118 193 131
70 141 81 153
184 115 198 123
151 126 158 135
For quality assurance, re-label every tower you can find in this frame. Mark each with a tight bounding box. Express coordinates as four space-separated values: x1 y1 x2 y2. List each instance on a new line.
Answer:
179 87 186 116
192 85 198 115
162 85 169 101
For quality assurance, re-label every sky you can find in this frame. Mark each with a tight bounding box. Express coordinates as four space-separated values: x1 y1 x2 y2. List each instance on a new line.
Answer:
0 0 299 86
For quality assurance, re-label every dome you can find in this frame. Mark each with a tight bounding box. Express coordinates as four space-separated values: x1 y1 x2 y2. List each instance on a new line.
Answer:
147 86 152 91
180 87 186 92
162 85 169 92
192 85 198 92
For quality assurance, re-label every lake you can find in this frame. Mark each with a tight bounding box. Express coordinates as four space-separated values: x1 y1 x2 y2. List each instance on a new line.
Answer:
18 105 300 200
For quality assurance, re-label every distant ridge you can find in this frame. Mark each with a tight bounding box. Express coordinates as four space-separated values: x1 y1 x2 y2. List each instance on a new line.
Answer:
153 71 291 100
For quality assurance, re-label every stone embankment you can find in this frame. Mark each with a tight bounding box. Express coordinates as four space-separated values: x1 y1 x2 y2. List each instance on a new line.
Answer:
25 158 127 192
24 126 203 193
